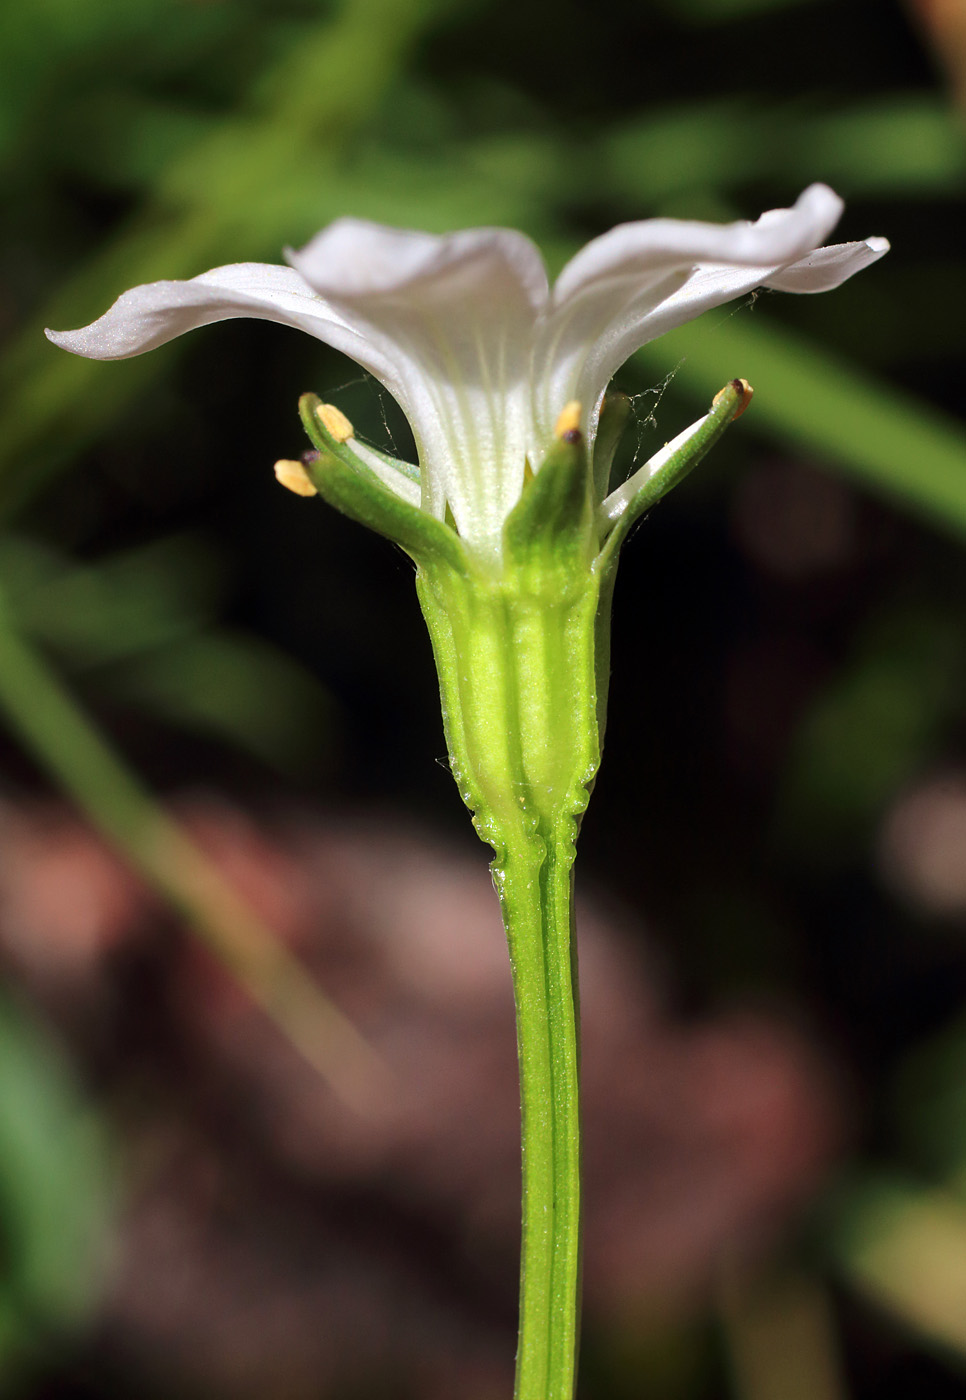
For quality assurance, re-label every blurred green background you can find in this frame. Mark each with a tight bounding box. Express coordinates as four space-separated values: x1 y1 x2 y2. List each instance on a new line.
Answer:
1 0 966 1396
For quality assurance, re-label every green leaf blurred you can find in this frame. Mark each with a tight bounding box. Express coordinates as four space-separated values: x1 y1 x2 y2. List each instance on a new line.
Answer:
775 609 964 860
632 317 966 538
111 629 334 775
0 534 333 775
0 993 111 1380
0 534 224 665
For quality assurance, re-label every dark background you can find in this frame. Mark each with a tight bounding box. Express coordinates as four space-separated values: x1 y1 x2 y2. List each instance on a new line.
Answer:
1 0 965 1396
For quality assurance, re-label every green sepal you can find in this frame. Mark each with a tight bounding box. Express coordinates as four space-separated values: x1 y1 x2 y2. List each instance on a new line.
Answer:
299 393 419 488
502 433 595 584
598 378 752 566
414 549 604 842
303 448 468 575
591 390 633 501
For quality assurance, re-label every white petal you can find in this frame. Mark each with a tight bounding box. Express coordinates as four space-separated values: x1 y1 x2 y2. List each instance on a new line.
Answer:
287 219 549 554
44 258 468 522
761 236 890 292
289 219 549 305
553 185 843 306
606 235 891 357
532 185 848 447
45 263 383 366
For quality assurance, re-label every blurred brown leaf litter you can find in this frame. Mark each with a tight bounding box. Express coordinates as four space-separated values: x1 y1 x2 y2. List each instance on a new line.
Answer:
0 799 840 1397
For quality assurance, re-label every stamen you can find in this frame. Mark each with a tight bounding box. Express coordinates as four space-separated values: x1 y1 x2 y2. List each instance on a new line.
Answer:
274 459 318 497
713 378 753 420
315 402 355 443
554 401 582 441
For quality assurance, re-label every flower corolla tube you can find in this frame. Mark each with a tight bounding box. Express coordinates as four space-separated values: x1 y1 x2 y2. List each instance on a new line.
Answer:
48 184 887 564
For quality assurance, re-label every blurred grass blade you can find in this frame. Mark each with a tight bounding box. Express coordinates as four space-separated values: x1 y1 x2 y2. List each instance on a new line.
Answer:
602 96 964 203
633 314 966 537
0 0 177 163
0 533 225 664
0 535 333 776
0 0 442 515
0 583 385 1113
111 630 334 777
0 992 111 1376
834 1175 966 1361
804 97 965 195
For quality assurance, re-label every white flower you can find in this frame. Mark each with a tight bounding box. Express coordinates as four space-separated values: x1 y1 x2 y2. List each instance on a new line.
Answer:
47 184 887 563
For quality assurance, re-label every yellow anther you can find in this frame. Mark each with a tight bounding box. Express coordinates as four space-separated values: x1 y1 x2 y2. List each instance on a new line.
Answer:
273 459 318 497
554 400 582 440
315 402 355 443
713 378 754 420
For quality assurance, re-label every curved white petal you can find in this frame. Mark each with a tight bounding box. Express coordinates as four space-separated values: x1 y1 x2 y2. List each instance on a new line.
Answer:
761 235 890 292
596 234 892 369
532 184 848 447
289 219 549 305
552 184 843 306
44 263 392 370
287 219 549 554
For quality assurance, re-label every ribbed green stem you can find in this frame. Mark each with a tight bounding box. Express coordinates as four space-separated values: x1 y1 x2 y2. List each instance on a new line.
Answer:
416 550 605 1400
498 817 581 1400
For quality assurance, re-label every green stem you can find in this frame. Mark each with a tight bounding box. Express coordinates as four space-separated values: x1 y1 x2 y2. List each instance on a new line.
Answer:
499 816 581 1400
416 550 605 1400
